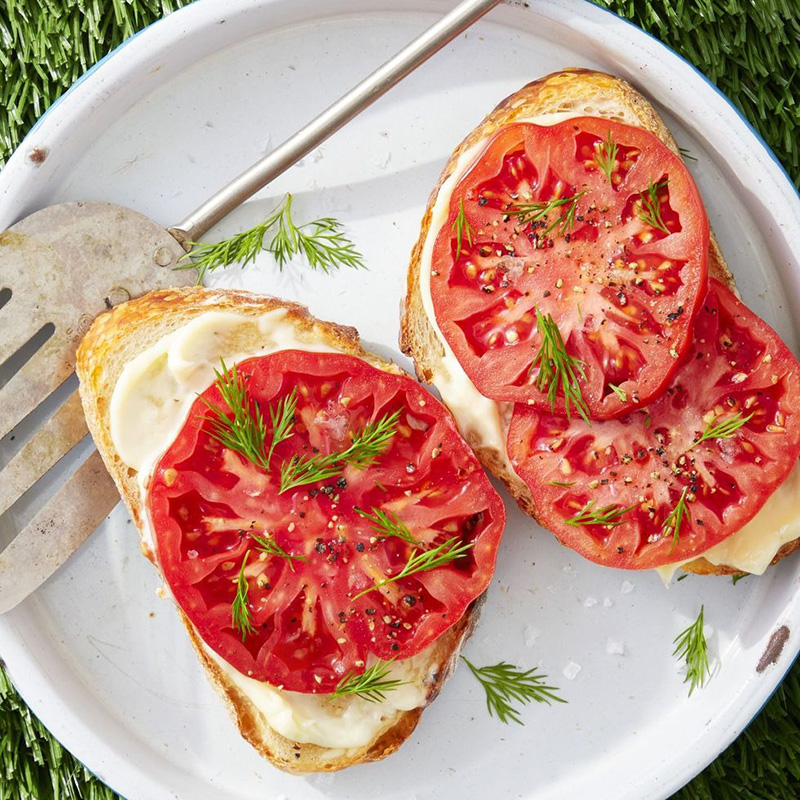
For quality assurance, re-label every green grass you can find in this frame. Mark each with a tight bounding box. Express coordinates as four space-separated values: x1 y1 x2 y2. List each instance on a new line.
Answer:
0 1 184 162
674 667 800 800
599 0 800 188
1 1 799 798
0 668 118 800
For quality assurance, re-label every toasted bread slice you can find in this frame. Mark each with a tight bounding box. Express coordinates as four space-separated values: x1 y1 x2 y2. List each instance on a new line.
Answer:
400 68 799 575
76 287 480 773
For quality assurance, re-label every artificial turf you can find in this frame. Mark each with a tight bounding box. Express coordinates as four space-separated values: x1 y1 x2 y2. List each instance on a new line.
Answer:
0 1 799 798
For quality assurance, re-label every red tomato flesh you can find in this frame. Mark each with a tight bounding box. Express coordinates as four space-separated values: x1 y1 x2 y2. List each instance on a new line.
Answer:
508 280 800 569
148 351 505 693
431 118 710 419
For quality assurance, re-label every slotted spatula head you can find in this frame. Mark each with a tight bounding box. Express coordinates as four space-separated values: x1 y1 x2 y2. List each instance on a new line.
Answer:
0 201 194 612
1 201 192 437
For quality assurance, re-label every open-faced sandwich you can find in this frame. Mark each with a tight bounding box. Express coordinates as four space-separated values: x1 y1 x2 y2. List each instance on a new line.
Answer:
401 68 800 581
76 288 505 772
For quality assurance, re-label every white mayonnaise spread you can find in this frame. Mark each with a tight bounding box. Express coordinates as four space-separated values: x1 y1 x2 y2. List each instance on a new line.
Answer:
110 308 434 749
203 643 432 749
416 110 800 579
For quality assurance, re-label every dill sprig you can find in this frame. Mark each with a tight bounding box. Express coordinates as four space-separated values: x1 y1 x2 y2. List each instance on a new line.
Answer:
200 360 270 471
453 197 475 256
279 409 401 494
279 453 342 492
514 190 586 237
201 362 299 472
688 411 753 450
565 500 636 528
662 486 692 552
673 606 712 696
231 553 256 641
638 179 670 233
461 657 566 725
530 309 590 424
267 387 297 464
678 145 698 162
354 507 418 546
352 536 473 600
177 193 364 282
249 532 308 572
332 660 406 703
268 194 365 273
549 480 575 488
177 219 272 283
608 383 628 402
593 131 618 183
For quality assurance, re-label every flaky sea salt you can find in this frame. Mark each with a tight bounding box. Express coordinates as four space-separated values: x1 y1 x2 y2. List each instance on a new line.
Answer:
295 148 324 168
562 661 582 680
524 625 541 648
620 580 635 595
583 596 598 608
606 638 625 656
603 597 614 608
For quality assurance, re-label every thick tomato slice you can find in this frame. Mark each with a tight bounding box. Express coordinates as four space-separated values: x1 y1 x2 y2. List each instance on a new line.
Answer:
507 280 800 569
431 117 709 419
148 351 505 693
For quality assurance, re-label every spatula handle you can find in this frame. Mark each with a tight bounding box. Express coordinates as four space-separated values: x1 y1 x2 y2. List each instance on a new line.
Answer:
168 0 501 244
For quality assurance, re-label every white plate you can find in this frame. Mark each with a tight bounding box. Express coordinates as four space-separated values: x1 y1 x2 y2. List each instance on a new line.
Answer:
1 2 799 799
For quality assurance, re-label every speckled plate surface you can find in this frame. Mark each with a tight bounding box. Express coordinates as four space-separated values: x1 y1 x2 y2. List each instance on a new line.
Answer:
0 2 798 799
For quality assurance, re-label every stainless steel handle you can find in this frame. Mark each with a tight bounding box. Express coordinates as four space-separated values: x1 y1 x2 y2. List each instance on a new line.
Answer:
169 0 501 244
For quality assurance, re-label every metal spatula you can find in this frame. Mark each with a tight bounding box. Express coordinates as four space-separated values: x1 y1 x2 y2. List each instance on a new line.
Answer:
0 0 501 613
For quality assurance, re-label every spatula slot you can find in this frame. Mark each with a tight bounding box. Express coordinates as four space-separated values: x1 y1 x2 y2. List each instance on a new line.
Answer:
0 288 10 311
0 321 55 391
0 374 78 467
0 433 94 553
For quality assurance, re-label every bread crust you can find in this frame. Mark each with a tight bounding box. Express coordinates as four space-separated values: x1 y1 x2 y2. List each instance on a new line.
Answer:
76 287 481 773
400 68 794 577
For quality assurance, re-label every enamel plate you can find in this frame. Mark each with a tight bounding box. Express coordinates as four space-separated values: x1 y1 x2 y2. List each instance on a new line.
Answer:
1 2 798 798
